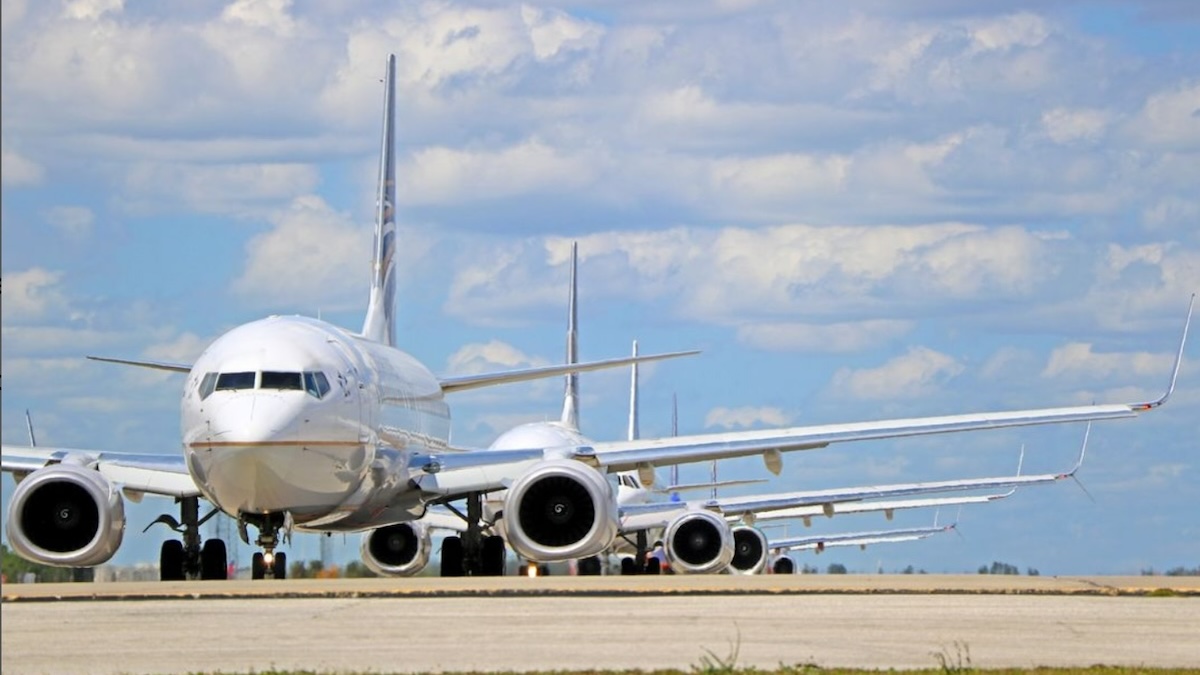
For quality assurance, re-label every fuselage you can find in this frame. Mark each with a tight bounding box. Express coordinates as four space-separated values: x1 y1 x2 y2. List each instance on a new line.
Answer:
181 315 450 529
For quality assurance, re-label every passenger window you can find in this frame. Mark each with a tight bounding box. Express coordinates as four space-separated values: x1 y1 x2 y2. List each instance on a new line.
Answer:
198 373 218 400
215 372 256 391
261 371 303 390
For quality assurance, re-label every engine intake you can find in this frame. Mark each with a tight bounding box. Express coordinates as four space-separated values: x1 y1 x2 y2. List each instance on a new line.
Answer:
6 463 125 567
664 509 733 574
504 460 617 562
728 525 768 574
361 521 431 576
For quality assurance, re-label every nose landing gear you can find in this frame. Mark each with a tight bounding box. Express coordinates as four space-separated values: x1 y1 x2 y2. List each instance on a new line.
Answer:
241 513 289 580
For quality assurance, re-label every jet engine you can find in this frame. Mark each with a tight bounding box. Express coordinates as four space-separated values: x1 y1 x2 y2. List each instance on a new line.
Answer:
504 460 618 562
5 463 125 567
728 525 769 575
663 509 734 574
361 521 431 576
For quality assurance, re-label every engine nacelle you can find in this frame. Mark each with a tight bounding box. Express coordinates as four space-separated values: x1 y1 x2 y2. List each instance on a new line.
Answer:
504 460 618 562
728 525 769 575
664 509 734 574
361 521 431 576
6 463 125 567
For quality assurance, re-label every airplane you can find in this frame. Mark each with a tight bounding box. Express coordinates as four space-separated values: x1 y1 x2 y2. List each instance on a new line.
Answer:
1 53 1193 582
764 516 958 574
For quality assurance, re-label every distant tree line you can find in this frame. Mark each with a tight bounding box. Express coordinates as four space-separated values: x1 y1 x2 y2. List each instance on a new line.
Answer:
1142 566 1200 576
977 561 1039 576
1 544 92 583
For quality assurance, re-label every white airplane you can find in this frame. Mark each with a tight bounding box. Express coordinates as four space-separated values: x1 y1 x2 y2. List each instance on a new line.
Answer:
765 517 958 574
1 54 1193 582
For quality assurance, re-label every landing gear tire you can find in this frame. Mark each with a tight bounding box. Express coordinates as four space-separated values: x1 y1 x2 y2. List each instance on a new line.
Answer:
252 552 266 580
481 535 506 576
620 557 638 575
773 557 795 575
440 536 464 577
577 555 603 576
273 551 288 579
160 540 185 581
645 558 661 575
201 539 228 580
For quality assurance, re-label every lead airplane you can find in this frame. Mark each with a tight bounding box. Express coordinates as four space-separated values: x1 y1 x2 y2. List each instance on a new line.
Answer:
1 54 1193 581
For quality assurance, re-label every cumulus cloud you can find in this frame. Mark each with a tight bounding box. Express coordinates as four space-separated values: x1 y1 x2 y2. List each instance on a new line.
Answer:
2 268 70 321
1125 82 1200 150
736 320 914 353
43 206 95 242
1041 107 1110 144
1 146 44 186
122 162 319 215
830 346 964 400
444 339 550 376
231 195 373 309
704 406 792 430
1041 343 1176 381
445 222 1066 328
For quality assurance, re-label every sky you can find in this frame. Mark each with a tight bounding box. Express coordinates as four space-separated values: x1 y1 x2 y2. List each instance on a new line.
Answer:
1 0 1198 576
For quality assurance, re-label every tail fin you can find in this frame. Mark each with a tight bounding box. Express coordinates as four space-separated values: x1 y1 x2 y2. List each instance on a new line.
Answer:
361 54 398 346
560 242 580 429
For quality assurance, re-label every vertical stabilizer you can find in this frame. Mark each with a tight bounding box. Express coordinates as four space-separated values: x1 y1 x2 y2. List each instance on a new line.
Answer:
361 54 398 346
560 242 580 430
627 340 639 441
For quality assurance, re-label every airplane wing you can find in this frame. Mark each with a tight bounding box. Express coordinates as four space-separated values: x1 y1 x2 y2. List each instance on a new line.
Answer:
1 445 200 499
614 433 1086 533
745 491 1013 526
574 302 1189 475
773 523 955 553
436 349 699 394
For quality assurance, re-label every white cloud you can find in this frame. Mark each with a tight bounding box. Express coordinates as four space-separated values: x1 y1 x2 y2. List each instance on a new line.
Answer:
1 146 44 186
401 139 601 205
1041 343 1176 381
521 5 603 61
122 162 319 215
62 0 123 21
444 340 549 376
736 320 913 353
1125 82 1200 149
830 347 964 400
968 13 1050 53
1041 107 1110 144
1 268 69 321
43 206 95 242
231 195 373 309
704 406 792 430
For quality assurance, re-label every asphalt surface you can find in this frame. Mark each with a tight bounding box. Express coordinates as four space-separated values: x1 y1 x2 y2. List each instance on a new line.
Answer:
3 575 1198 673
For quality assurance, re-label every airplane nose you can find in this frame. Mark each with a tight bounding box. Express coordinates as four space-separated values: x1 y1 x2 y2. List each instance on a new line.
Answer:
207 393 302 444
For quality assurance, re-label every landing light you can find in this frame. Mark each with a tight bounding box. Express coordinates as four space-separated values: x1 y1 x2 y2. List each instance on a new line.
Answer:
264 552 275 566
526 564 538 578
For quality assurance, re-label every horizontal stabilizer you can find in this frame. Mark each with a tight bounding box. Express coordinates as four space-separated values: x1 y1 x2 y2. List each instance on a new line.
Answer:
439 349 699 394
87 355 192 374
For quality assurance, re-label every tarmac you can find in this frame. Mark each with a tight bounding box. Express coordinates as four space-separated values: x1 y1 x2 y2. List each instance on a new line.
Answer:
3 575 1199 673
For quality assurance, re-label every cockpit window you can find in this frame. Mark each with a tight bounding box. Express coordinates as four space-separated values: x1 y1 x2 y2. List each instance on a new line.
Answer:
261 371 303 391
215 371 256 391
197 373 218 401
304 371 331 399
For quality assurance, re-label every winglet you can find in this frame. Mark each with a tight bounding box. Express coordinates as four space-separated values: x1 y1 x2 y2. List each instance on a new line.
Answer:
1069 422 1090 476
25 410 37 447
1132 293 1194 411
361 53 398 347
561 242 580 430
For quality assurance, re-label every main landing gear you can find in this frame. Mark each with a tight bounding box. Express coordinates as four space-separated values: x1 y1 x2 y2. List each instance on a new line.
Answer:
439 492 507 576
241 513 288 579
147 496 227 581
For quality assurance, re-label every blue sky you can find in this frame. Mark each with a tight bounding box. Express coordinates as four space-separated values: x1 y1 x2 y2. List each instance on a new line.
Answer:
2 0 1197 575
